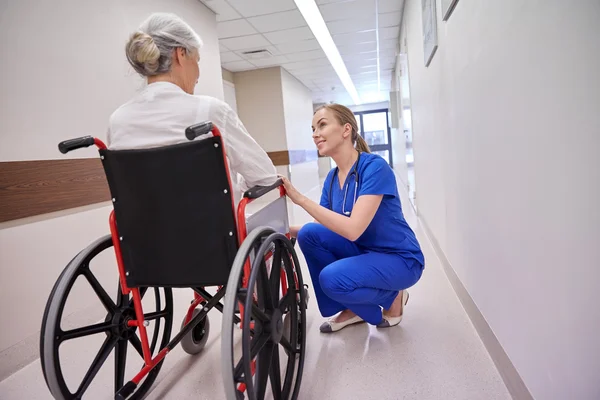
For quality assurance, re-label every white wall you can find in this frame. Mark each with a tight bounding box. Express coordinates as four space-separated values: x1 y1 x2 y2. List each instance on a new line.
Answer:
281 69 320 194
223 80 238 113
0 0 222 380
233 67 287 153
234 67 319 218
0 0 223 162
403 0 600 398
281 69 321 222
391 47 410 188
222 68 237 112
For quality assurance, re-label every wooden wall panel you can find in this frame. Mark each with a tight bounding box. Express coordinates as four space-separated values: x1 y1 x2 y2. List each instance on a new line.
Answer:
0 159 110 223
266 151 290 166
267 150 318 166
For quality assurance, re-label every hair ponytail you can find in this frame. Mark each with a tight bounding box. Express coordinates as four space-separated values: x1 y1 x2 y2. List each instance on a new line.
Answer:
355 134 371 153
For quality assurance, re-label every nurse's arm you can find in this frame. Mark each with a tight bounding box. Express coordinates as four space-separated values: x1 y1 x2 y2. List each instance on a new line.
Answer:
297 194 383 242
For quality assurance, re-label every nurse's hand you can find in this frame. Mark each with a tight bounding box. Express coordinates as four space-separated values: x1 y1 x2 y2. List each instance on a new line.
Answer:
280 176 305 205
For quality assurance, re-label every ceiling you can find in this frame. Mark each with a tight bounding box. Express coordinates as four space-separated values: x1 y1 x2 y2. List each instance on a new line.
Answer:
199 0 404 105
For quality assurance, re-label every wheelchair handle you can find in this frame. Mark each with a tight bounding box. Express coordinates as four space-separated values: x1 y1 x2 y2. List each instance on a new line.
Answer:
58 136 99 154
243 178 284 199
185 121 214 140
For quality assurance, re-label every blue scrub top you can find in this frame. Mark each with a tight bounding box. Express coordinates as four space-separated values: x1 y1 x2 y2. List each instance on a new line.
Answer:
321 152 425 267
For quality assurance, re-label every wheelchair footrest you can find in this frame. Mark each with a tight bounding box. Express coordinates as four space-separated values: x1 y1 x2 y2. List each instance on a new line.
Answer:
115 381 137 400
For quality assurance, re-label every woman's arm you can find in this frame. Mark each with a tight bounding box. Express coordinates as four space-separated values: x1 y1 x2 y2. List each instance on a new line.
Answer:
290 225 301 238
213 99 278 188
282 177 382 242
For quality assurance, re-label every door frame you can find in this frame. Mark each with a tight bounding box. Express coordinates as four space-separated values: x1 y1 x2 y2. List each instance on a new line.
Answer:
353 108 394 167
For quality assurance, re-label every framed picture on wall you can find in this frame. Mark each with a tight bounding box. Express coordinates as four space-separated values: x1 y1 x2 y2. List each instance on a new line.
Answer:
442 0 459 21
421 0 438 67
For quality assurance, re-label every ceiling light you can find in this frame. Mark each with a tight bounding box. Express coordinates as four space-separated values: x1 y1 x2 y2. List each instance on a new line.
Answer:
294 0 361 105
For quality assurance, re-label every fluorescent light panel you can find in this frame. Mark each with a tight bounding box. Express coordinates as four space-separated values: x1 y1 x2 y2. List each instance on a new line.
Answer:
294 0 361 105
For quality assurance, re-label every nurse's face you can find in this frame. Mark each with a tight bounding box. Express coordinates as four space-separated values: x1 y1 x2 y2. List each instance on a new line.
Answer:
311 108 352 156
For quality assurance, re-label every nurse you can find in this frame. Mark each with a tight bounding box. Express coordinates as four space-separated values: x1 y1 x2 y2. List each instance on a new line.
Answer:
281 104 425 333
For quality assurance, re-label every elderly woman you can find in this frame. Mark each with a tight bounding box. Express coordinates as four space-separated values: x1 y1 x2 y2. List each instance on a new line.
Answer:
107 13 277 202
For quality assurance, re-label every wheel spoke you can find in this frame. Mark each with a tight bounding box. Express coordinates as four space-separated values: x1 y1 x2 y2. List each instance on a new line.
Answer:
278 292 294 313
60 321 115 341
281 343 297 399
115 339 128 392
83 269 116 312
129 334 144 359
239 289 271 323
233 332 269 382
250 333 270 359
256 342 274 400
75 335 118 397
279 336 295 355
144 309 171 321
257 258 272 310
268 245 282 310
128 287 148 308
269 344 283 399
116 288 129 308
251 305 271 324
148 287 162 355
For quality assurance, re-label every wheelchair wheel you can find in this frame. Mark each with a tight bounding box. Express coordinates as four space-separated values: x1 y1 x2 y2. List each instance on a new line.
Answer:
221 227 307 400
40 235 174 400
180 309 210 355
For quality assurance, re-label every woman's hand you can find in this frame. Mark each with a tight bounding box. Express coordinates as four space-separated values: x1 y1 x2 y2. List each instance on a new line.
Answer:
280 176 306 205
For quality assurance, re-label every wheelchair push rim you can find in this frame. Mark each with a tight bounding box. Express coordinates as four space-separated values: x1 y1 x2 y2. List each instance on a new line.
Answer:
221 226 307 400
40 235 173 400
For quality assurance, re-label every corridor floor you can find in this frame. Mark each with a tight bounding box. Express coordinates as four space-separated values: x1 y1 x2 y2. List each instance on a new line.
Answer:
0 174 511 400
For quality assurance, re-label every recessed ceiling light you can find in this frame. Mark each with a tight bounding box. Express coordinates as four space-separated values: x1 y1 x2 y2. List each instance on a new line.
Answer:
294 0 361 105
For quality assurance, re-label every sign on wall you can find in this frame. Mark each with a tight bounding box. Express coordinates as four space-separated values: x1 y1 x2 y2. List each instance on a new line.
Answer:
421 0 438 67
442 0 459 21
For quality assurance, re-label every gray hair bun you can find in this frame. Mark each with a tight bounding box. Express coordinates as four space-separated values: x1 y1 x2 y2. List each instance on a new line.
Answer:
125 13 204 77
126 32 161 76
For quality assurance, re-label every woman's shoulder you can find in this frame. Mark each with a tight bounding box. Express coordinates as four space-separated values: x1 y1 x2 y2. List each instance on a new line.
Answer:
194 94 231 110
359 152 390 171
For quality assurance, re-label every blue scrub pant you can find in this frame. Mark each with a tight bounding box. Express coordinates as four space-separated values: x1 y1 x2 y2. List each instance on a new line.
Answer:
297 223 423 325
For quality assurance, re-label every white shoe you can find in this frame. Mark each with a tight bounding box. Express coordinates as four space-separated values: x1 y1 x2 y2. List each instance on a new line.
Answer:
378 290 409 328
319 314 364 333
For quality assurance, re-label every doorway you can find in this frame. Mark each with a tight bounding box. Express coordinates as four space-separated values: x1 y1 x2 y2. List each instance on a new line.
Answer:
353 109 394 167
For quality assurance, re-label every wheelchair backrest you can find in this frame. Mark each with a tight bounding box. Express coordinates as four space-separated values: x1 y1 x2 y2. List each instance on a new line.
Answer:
100 136 238 288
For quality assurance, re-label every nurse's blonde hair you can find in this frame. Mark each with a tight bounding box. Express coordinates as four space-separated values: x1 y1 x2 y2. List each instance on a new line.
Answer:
125 13 203 77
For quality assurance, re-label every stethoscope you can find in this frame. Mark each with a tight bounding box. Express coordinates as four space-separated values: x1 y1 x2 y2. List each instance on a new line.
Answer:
328 152 361 216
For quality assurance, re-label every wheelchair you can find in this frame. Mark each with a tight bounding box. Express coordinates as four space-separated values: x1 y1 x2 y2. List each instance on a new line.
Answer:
39 122 308 400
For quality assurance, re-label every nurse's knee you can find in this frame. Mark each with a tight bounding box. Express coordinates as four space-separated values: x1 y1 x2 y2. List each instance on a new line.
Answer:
319 264 346 297
297 222 326 249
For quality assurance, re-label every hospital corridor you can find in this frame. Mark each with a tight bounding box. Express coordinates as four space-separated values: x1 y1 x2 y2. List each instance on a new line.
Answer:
0 1 598 400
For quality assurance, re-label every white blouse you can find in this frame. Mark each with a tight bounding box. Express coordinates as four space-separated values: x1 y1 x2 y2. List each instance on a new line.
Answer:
106 82 278 206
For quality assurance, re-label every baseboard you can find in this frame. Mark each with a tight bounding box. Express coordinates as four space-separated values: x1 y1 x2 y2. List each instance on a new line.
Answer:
419 214 534 400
